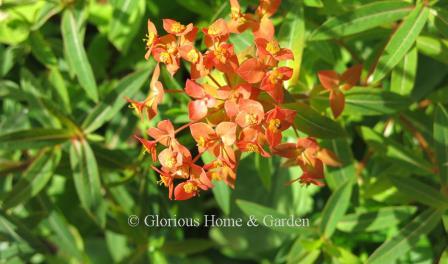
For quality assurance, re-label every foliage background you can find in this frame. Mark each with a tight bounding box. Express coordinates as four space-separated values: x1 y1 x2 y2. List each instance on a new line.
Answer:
1 0 448 263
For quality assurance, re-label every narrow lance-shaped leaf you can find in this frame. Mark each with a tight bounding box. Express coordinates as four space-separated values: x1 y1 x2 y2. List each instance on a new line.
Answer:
391 46 418 96
434 104 448 186
3 149 61 209
311 87 412 116
61 9 98 101
367 208 443 264
360 126 433 175
70 139 106 226
371 4 429 83
37 196 87 262
416 36 448 65
283 102 347 139
278 2 305 88
310 1 412 41
322 138 356 191
390 176 448 209
29 31 58 67
434 8 448 38
108 0 145 52
255 154 272 191
320 180 353 238
0 211 51 254
337 206 417 233
0 128 73 150
81 65 152 133
48 67 71 112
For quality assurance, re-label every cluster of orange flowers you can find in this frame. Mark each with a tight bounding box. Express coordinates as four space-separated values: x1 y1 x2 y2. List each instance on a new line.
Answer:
129 0 341 200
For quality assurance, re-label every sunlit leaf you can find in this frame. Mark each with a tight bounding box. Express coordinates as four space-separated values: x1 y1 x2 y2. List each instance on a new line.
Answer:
61 9 98 102
310 1 412 41
320 180 353 238
391 46 417 96
279 2 305 88
337 206 417 232
368 208 443 264
371 4 429 83
0 128 73 150
390 176 448 209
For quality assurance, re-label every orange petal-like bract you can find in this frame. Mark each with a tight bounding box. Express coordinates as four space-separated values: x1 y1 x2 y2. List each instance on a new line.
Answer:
130 0 347 200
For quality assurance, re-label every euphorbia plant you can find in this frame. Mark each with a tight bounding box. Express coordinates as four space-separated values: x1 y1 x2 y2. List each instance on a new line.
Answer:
129 0 342 200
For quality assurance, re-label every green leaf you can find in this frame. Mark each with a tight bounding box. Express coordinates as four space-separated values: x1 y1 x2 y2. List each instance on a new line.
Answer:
416 35 448 64
81 66 152 133
303 0 323 8
320 180 353 238
48 67 71 112
175 0 213 17
337 206 417 232
212 180 231 216
345 87 411 115
229 30 253 54
70 139 106 227
108 0 145 52
3 149 61 209
278 2 305 88
0 128 73 150
360 126 433 175
255 154 272 191
31 1 62 30
61 9 98 102
38 197 87 262
322 138 356 191
160 239 215 255
312 87 411 116
236 199 312 235
391 46 418 96
434 8 448 38
283 102 347 138
371 4 429 83
390 176 448 209
310 1 412 41
367 208 443 264
29 31 58 67
434 104 448 186
0 211 51 254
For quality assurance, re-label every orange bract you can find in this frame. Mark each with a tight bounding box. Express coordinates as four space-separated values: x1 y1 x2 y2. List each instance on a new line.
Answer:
130 0 342 200
318 64 363 118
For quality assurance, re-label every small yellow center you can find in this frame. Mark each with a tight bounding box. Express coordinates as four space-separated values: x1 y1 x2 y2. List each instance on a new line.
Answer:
269 70 283 84
245 113 258 125
187 49 199 63
183 182 198 193
268 118 281 132
246 143 259 153
211 172 222 180
214 46 227 63
266 40 280 55
171 22 185 33
208 24 220 35
145 32 156 47
158 175 170 187
197 136 206 147
165 156 176 168
167 42 177 54
159 52 171 64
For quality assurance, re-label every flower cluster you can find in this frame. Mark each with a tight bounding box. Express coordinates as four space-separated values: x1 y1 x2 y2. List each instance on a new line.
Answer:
130 0 341 200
